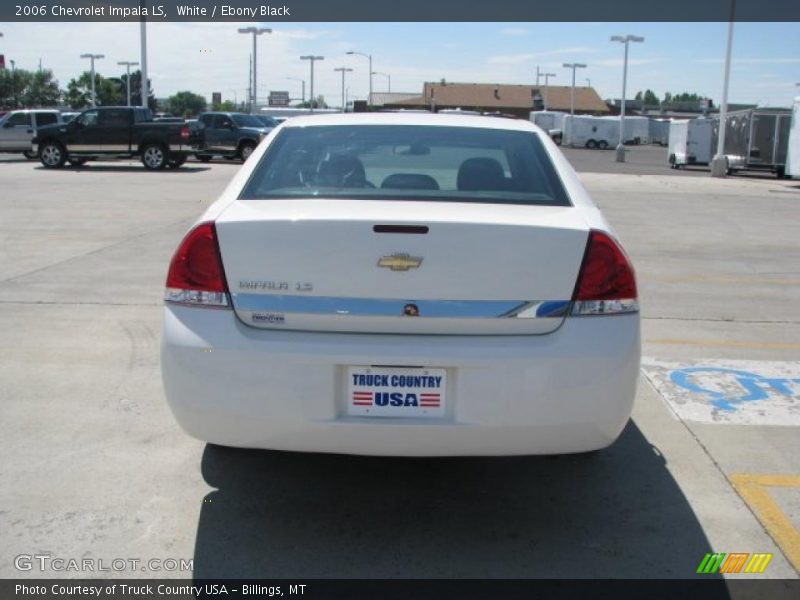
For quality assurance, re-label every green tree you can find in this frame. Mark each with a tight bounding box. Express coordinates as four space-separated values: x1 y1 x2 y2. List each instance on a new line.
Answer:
643 89 660 105
212 99 237 111
167 91 207 117
64 71 123 108
117 69 156 109
298 95 327 109
21 69 61 107
0 68 33 109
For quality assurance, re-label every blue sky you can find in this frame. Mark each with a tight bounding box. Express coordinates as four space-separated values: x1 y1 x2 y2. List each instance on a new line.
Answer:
2 21 798 107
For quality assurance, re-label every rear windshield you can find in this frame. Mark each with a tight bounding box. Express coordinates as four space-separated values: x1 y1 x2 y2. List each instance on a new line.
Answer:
239 125 570 206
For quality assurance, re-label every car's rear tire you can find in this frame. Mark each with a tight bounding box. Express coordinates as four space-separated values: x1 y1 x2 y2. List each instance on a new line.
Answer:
585 139 598 150
141 144 167 170
22 150 38 160
39 142 66 169
597 140 609 150
239 141 256 162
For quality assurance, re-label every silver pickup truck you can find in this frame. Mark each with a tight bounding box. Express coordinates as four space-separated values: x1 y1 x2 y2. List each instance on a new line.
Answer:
0 110 65 158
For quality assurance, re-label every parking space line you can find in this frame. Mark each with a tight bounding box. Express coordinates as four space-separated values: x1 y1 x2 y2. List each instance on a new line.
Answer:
646 339 800 350
729 474 800 572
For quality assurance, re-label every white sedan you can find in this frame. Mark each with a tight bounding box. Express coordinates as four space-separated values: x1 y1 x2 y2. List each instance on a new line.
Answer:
161 112 640 456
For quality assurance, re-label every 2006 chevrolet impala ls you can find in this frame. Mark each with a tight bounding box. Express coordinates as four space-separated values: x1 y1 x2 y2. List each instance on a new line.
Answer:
160 113 640 456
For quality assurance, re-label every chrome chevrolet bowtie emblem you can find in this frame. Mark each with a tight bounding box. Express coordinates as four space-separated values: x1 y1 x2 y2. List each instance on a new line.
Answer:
377 253 423 271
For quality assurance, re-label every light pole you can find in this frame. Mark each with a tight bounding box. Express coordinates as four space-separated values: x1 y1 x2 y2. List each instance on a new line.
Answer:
563 63 587 146
711 5 736 177
542 73 556 111
300 55 324 112
334 67 353 112
9 59 17 108
586 78 591 87
117 60 139 106
80 53 105 107
347 51 372 108
610 35 644 162
372 71 391 92
238 26 272 112
287 76 305 104
139 5 149 109
535 66 541 86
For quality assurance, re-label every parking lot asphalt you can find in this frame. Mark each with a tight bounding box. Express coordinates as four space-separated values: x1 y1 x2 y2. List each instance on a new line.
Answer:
1 147 798 585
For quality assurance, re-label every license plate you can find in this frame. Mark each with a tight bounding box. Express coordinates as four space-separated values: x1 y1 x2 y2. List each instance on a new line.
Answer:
346 366 446 418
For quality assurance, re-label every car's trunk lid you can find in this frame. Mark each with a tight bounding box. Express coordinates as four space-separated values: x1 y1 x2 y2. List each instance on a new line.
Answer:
215 199 589 335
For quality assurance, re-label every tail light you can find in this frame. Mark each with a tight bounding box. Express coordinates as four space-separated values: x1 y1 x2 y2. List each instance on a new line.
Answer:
180 125 190 140
571 230 638 315
165 222 229 308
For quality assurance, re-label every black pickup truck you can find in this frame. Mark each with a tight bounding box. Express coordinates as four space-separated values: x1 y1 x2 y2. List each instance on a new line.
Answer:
32 106 203 170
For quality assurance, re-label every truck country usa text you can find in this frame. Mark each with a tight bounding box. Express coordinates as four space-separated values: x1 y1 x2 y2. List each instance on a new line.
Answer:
352 374 443 389
176 5 291 17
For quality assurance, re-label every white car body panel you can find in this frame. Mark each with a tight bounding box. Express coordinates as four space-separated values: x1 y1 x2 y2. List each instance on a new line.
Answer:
161 113 639 456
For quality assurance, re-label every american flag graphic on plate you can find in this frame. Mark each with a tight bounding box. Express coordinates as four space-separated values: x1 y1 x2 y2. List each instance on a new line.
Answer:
346 367 447 418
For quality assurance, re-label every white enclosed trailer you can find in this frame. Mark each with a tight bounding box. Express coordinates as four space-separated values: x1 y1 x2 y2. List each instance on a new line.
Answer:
668 118 714 167
649 118 671 146
563 115 618 149
787 97 800 178
530 110 567 144
608 115 650 145
530 110 567 131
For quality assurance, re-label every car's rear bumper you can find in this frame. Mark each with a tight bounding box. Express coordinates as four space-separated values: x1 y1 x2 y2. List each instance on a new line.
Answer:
161 305 640 456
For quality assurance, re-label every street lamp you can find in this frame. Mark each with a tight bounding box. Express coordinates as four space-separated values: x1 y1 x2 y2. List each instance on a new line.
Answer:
139 4 149 109
586 78 591 87
542 73 556 111
610 35 644 162
238 27 272 112
117 61 139 106
372 71 391 93
711 7 736 177
9 59 17 108
80 53 105 107
300 55 324 112
563 63 587 146
347 51 372 107
287 76 306 104
334 67 353 112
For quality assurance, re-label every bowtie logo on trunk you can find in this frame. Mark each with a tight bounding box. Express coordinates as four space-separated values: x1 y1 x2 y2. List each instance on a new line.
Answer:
377 253 423 271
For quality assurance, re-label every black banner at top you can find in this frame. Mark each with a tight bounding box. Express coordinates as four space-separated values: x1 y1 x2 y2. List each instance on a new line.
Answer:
1 0 799 22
